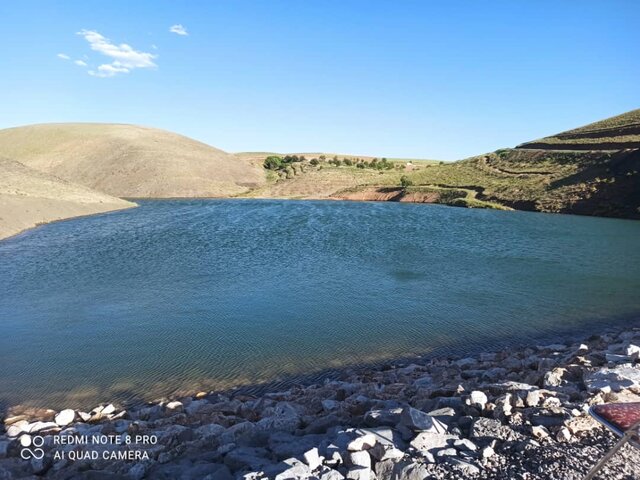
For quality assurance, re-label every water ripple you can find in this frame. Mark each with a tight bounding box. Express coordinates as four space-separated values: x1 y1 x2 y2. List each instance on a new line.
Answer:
1 199 639 408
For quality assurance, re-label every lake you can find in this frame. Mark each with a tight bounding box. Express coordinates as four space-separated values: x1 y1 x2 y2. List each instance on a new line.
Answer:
1 199 639 409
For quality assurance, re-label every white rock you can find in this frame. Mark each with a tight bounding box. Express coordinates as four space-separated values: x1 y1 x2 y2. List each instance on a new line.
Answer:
542 397 562 408
27 421 58 433
481 446 495 459
6 420 29 437
55 409 75 427
526 390 542 407
102 404 116 415
556 427 571 443
303 447 322 470
346 467 370 480
347 433 376 451
468 390 488 410
319 468 345 480
166 401 184 412
626 344 640 358
543 368 567 387
410 432 455 452
453 438 477 451
347 451 371 469
273 458 311 480
585 367 640 392
78 412 91 422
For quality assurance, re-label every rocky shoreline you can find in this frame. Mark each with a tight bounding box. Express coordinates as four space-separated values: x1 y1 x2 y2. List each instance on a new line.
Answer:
2 327 640 479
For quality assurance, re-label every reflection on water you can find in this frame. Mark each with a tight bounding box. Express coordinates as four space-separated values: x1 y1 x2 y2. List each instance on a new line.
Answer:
1 199 639 408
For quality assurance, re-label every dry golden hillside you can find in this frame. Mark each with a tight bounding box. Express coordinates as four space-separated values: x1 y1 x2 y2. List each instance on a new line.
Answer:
0 158 135 240
0 123 266 198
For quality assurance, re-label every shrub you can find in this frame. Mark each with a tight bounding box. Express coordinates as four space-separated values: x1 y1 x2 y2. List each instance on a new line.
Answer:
400 175 413 187
264 156 283 170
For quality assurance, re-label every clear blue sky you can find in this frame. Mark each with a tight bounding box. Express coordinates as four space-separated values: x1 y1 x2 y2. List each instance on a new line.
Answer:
0 1 638 160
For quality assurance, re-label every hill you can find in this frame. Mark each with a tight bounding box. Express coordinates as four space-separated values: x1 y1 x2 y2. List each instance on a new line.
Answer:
0 124 265 198
238 153 441 200
243 110 640 218
517 108 640 150
0 158 135 240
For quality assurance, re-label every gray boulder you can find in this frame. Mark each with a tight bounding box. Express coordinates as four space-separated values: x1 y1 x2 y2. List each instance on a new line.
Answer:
400 407 447 433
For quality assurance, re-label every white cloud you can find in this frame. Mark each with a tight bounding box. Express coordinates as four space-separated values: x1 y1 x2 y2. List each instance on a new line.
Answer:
169 24 188 36
77 29 157 78
74 59 87 67
57 53 70 60
88 63 131 78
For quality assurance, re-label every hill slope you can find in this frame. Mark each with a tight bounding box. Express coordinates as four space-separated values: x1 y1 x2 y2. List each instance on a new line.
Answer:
0 158 135 240
400 109 640 217
518 108 640 150
242 110 640 218
0 124 265 198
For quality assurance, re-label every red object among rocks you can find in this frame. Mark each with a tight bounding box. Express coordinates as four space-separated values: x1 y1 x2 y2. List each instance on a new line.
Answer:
591 402 640 436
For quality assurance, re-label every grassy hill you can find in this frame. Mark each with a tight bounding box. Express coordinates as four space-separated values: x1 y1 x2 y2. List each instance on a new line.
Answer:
518 109 640 150
0 157 135 239
1 109 637 224
0 123 265 198
240 153 440 200
244 109 640 219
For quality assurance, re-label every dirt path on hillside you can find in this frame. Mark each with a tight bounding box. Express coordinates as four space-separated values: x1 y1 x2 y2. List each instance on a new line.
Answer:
479 156 554 176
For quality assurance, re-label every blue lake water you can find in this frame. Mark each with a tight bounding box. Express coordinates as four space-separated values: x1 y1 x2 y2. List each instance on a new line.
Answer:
1 199 640 408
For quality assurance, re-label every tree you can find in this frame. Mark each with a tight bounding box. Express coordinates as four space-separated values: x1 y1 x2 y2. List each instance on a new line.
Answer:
343 158 353 166
310 158 319 166
400 175 413 188
264 156 283 170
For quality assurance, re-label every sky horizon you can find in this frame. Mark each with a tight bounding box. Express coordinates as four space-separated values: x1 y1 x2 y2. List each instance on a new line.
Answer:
1 1 638 160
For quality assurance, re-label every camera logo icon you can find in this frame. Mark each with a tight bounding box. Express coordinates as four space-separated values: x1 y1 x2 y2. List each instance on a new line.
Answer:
20 435 45 460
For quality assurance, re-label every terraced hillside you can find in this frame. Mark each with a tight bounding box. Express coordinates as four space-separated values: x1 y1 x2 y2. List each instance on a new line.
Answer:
246 109 640 219
518 109 640 150
404 149 640 217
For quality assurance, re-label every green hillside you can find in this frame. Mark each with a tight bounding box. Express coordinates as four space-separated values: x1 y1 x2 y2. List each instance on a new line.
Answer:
518 108 640 150
247 109 640 219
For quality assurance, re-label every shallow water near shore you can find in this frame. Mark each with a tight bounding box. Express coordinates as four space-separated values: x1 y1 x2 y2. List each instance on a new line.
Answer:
1 199 640 409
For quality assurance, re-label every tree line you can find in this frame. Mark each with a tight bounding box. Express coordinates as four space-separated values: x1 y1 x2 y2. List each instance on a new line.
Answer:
263 154 396 171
